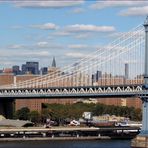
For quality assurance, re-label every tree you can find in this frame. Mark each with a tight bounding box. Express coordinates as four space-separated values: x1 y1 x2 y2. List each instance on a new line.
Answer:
41 108 53 123
15 107 30 120
29 111 41 123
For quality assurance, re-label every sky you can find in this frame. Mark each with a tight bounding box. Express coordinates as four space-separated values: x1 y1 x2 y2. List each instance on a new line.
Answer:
0 0 148 69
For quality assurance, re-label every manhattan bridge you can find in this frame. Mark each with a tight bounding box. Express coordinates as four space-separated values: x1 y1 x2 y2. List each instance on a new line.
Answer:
1 17 148 137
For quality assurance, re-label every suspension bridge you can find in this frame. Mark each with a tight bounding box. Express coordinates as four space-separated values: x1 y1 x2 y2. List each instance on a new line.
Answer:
1 17 148 147
0 21 145 99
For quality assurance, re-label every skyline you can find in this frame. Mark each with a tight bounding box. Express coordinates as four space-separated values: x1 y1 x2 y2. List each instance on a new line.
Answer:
0 0 148 69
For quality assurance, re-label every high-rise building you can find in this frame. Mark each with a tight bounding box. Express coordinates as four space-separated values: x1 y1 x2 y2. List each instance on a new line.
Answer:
92 74 95 84
52 57 56 67
40 67 48 75
92 71 102 84
21 62 39 75
125 63 129 79
96 71 102 81
48 57 59 75
12 65 20 75
21 64 27 74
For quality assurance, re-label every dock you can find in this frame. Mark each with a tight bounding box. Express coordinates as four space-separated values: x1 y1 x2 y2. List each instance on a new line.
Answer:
0 126 141 141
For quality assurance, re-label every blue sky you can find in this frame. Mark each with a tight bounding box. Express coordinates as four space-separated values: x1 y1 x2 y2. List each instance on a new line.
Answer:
0 0 148 69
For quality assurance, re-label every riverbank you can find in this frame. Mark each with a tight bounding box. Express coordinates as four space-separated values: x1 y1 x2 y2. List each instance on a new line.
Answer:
0 136 111 142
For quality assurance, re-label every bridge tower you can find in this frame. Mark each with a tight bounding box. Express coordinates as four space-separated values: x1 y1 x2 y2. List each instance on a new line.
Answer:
131 16 148 148
142 16 148 135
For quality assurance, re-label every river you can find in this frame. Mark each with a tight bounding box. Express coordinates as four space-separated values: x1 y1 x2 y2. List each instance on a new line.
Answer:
0 140 131 148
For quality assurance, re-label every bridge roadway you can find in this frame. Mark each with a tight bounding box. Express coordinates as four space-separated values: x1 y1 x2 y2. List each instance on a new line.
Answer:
0 84 144 99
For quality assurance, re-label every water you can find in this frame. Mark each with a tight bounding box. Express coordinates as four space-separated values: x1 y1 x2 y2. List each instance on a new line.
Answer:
0 140 131 148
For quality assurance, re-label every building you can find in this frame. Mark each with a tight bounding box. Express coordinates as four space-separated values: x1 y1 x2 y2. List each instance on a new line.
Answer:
0 73 14 85
0 57 143 113
21 62 39 75
12 65 21 75
52 56 56 68
21 64 26 75
0 72 142 112
0 70 3 73
40 67 48 75
3 68 13 73
92 114 127 123
125 63 129 79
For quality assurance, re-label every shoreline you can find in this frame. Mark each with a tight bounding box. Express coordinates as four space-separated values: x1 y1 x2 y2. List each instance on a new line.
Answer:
0 136 111 142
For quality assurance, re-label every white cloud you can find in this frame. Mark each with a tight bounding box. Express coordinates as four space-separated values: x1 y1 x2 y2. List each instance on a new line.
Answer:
108 30 144 39
119 6 148 16
90 1 148 10
37 41 48 47
14 0 84 8
74 33 90 39
23 51 50 57
53 31 71 36
68 44 89 49
66 24 116 32
65 52 85 58
8 44 25 49
0 49 50 58
53 24 116 40
30 23 58 30
72 8 85 13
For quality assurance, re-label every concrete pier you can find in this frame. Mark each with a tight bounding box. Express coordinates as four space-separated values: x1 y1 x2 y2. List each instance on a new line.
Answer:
131 135 148 148
0 99 14 119
131 16 148 148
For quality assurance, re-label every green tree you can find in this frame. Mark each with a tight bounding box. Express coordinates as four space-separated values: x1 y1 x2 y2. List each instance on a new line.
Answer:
29 111 41 123
15 107 30 120
41 108 53 123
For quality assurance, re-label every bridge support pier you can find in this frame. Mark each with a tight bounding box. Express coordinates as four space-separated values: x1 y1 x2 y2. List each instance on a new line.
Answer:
0 99 14 119
131 98 148 148
131 16 148 148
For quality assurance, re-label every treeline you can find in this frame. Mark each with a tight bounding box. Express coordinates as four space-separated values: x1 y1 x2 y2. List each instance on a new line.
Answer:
13 102 142 125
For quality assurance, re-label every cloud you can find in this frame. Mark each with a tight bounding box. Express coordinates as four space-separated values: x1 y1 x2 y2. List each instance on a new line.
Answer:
119 6 148 16
53 31 71 36
65 52 86 58
14 0 84 8
90 1 148 10
108 30 144 39
72 8 85 13
66 24 116 32
23 51 50 57
6 41 65 51
52 24 116 40
36 41 48 47
8 44 25 49
0 49 51 68
30 23 58 30
0 49 50 58
74 33 90 39
68 44 89 49
35 42 65 50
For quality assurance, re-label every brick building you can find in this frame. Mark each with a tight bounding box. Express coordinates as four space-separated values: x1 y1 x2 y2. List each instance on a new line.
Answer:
0 71 142 113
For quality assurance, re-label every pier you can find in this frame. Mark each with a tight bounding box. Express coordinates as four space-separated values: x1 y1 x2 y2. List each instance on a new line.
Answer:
0 126 140 141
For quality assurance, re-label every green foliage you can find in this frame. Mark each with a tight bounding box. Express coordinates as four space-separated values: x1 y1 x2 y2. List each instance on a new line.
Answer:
42 102 142 123
29 111 41 123
14 107 30 120
14 103 142 125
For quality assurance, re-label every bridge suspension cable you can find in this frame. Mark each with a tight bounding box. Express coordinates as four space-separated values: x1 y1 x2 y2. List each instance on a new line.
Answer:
0 24 145 89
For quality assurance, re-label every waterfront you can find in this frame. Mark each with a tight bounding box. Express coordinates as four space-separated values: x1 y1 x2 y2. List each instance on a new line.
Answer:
0 140 131 148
